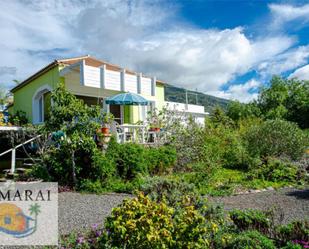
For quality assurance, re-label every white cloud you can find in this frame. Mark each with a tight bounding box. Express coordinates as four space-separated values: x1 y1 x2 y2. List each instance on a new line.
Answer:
209 79 261 103
122 28 253 91
258 45 309 78
269 3 309 26
289 64 309 80
0 0 308 102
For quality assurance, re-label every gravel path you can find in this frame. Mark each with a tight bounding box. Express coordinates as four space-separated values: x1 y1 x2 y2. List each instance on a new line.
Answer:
57 187 309 235
209 187 309 225
1 188 308 248
59 192 132 235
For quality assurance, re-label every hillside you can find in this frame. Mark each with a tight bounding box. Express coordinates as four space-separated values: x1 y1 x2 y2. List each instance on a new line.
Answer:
164 85 230 113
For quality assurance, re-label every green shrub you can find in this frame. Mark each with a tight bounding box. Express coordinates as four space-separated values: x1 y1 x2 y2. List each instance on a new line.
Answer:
276 221 309 244
107 142 147 180
248 157 299 183
229 209 272 234
104 176 145 193
106 140 177 179
225 230 276 249
78 179 104 193
145 146 177 175
222 131 251 170
102 193 219 249
169 119 206 169
281 242 303 249
28 163 52 181
139 176 199 207
9 110 29 125
88 149 115 181
202 123 254 170
244 119 308 160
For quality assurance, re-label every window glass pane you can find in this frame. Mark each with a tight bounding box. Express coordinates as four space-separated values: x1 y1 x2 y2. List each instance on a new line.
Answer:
141 106 146 121
38 96 43 122
44 92 51 121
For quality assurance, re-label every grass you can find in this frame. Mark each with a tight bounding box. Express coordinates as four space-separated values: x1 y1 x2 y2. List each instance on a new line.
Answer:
166 167 295 196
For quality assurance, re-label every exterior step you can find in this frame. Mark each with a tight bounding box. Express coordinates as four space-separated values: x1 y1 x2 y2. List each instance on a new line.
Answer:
23 163 34 167
16 168 27 173
3 168 28 174
16 158 41 162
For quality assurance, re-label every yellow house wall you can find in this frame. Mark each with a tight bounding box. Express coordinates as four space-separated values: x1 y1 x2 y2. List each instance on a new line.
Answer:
12 66 166 124
12 66 61 122
131 84 165 123
65 70 165 124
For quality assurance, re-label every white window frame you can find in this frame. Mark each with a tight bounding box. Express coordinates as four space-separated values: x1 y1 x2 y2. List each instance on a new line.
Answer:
32 85 52 124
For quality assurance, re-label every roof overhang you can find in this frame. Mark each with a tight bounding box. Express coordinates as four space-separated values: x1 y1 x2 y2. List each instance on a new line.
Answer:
10 55 91 93
11 61 58 93
10 54 166 93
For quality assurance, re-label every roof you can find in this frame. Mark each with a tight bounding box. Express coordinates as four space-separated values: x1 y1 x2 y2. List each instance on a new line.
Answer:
11 55 165 93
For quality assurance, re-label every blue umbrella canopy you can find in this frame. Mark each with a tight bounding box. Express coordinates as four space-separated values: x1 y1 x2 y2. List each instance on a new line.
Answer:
105 92 149 105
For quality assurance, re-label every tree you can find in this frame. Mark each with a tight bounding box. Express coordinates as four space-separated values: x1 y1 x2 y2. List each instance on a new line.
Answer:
41 83 102 186
257 76 309 128
257 76 289 120
0 88 8 111
209 106 234 127
285 79 309 129
227 100 260 123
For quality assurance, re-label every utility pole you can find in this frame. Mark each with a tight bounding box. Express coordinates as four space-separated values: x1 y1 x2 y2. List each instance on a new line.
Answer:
185 89 188 110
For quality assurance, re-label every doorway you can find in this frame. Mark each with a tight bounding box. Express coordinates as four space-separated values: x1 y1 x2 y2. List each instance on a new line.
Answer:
109 105 123 124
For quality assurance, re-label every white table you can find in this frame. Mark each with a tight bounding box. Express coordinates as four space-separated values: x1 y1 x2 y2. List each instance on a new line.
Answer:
119 124 146 143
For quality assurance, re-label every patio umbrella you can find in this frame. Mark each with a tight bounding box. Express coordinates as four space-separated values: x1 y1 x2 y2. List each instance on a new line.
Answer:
105 92 149 105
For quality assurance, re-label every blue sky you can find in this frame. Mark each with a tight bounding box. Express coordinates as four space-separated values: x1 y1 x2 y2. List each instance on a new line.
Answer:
0 0 309 102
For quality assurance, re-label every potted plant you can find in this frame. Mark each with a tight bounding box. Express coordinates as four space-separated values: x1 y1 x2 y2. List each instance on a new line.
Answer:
147 108 164 132
101 113 114 134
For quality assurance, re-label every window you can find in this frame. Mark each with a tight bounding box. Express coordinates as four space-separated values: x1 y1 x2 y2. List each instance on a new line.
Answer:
141 101 155 121
38 95 43 123
32 85 52 124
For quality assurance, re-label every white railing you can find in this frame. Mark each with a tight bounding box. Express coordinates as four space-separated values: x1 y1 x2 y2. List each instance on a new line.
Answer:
81 63 156 96
0 135 42 174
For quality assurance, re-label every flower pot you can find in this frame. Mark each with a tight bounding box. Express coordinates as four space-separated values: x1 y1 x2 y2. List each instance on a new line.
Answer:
154 127 160 132
149 127 160 132
101 127 109 134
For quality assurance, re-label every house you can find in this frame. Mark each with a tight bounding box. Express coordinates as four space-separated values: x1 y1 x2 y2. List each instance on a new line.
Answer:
10 55 207 125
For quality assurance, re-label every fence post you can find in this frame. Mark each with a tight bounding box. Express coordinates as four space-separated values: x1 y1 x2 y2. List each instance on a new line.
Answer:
11 148 16 174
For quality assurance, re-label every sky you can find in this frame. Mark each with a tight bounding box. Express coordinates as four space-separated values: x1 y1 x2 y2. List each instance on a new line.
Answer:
0 0 309 103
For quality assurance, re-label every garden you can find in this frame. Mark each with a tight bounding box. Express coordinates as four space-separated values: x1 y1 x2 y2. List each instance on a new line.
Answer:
1 76 309 248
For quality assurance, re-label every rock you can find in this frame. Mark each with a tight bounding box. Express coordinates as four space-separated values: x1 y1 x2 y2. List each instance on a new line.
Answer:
266 186 274 191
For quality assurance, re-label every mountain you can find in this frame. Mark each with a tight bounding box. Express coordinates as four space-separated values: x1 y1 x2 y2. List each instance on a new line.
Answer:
164 85 230 113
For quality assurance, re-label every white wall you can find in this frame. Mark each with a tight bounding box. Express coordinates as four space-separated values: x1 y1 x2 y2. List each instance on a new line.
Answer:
83 65 100 88
165 101 205 114
105 70 121 91
165 101 207 125
141 77 152 96
82 64 154 95
125 74 138 93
